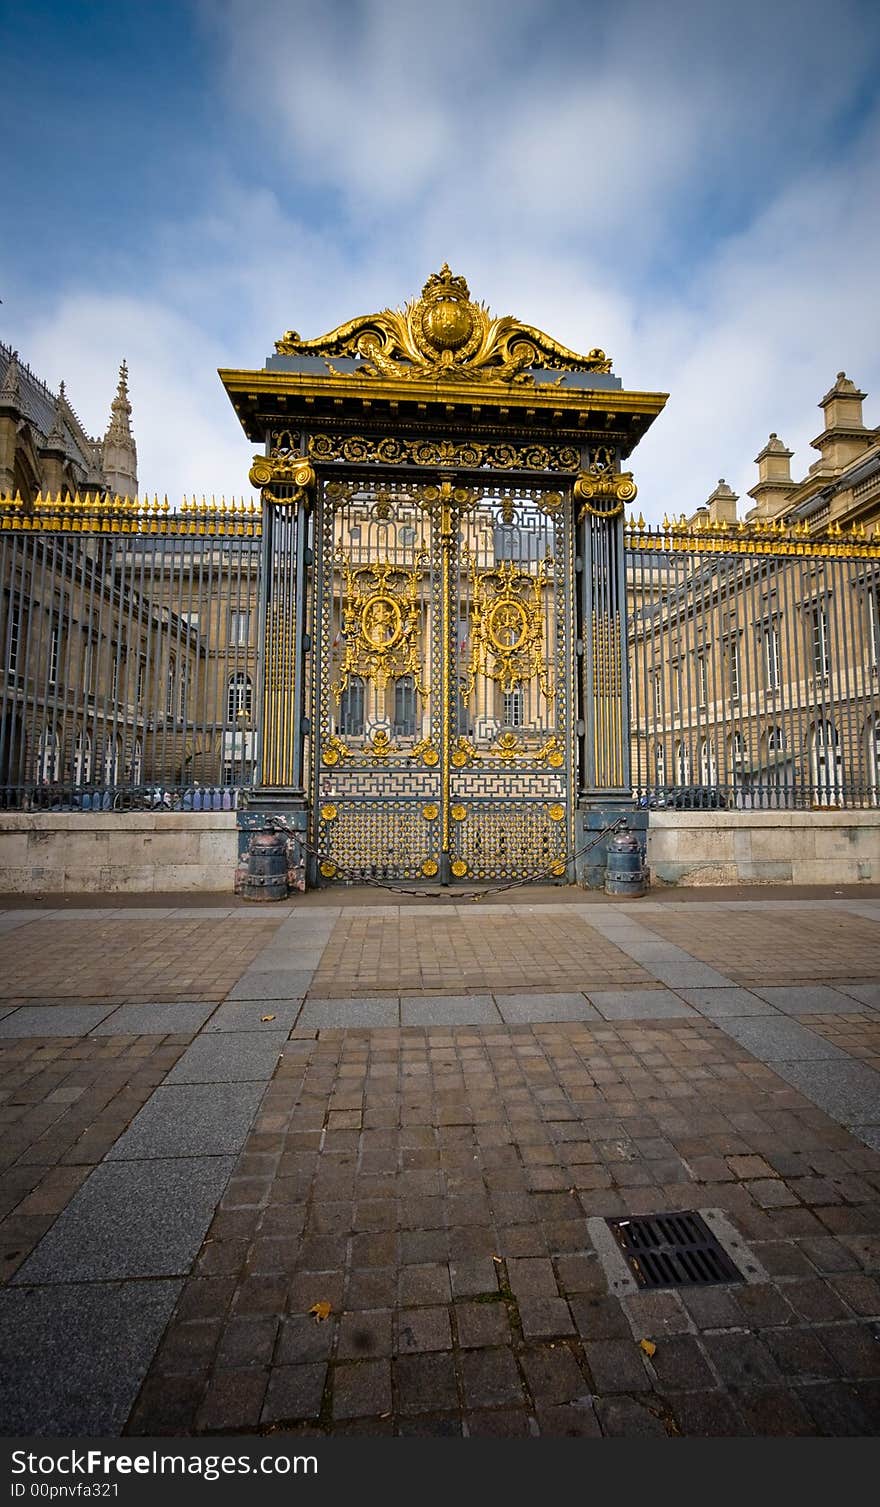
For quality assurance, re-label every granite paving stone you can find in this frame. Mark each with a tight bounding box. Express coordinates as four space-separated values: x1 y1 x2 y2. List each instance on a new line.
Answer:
298 999 399 1029
676 987 778 1018
0 1004 116 1037
771 1060 880 1129
203 1001 302 1033
0 1280 181 1435
586 989 696 1020
12 1156 235 1283
495 994 600 1023
835 984 880 1010
228 969 314 1001
93 1002 218 1035
165 1032 288 1084
400 996 500 1026
107 1082 267 1159
754 986 868 1014
719 1017 849 1061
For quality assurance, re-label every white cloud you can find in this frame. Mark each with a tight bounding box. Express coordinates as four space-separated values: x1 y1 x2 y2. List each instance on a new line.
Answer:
3 0 879 520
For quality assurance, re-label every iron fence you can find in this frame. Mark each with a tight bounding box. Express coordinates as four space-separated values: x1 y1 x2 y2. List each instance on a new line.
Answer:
3 501 880 817
0 499 261 811
626 526 880 810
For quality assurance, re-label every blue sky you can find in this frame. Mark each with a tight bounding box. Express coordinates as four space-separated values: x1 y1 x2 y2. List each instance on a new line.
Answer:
2 0 879 516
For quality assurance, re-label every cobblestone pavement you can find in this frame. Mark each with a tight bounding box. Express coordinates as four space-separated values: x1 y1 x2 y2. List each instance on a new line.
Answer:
0 892 879 1438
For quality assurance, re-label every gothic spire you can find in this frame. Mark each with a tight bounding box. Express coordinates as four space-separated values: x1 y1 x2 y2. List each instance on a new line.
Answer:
101 359 138 499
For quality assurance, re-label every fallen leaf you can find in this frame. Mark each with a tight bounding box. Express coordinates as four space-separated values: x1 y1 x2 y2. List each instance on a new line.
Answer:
639 1338 657 1358
261 1014 276 1022
309 1301 332 1322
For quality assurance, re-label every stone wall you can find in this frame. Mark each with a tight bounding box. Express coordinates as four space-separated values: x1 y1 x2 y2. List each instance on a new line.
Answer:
0 810 878 894
648 809 880 887
0 813 238 894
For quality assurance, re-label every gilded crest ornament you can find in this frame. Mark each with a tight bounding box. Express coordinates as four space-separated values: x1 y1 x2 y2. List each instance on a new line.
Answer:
275 265 611 385
331 558 429 700
462 558 554 702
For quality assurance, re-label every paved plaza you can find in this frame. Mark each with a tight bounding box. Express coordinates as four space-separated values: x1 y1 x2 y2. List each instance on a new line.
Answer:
0 888 879 1437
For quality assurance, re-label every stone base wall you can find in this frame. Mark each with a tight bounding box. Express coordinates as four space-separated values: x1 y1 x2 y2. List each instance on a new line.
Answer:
648 809 880 886
0 810 878 894
0 813 238 893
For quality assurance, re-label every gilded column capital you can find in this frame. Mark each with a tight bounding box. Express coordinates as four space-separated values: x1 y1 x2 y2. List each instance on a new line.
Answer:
574 466 637 521
249 454 315 506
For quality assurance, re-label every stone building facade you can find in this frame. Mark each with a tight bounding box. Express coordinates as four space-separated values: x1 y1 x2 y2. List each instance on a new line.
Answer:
0 344 138 502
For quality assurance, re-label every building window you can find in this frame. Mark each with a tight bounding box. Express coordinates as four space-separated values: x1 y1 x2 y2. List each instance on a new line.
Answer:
655 744 666 786
764 622 781 690
811 606 830 678
136 657 146 704
338 675 365 736
166 657 176 715
229 611 250 646
676 742 690 785
48 618 60 687
37 726 60 782
400 526 416 548
868 718 880 804
652 672 662 720
5 596 20 674
502 688 524 728
74 730 92 785
179 664 189 718
700 739 717 786
393 675 416 737
131 738 143 786
697 654 708 709
103 735 120 787
766 726 787 789
869 588 880 669
729 638 740 701
227 672 253 724
811 719 841 805
111 650 120 705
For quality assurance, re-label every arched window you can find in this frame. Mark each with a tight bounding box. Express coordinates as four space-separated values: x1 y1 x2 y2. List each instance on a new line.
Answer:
103 735 120 787
811 720 842 806
869 719 880 805
227 672 253 725
37 726 60 782
502 688 524 728
700 739 717 786
74 730 92 785
765 726 787 791
655 744 666 787
393 675 416 737
338 676 365 736
131 738 143 786
166 657 176 715
676 741 690 785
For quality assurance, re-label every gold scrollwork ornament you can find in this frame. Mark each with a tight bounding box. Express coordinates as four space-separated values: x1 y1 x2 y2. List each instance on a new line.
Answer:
574 466 637 521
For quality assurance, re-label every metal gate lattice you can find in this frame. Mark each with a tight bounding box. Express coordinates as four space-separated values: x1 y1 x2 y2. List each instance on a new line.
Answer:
310 476 574 883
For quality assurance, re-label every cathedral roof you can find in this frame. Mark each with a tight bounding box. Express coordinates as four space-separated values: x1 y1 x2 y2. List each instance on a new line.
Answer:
0 339 102 477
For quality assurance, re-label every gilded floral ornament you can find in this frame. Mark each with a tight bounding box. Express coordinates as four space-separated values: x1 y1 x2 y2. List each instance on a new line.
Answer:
275 265 611 385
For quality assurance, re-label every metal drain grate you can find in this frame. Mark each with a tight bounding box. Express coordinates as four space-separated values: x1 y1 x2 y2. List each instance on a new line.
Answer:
607 1212 744 1289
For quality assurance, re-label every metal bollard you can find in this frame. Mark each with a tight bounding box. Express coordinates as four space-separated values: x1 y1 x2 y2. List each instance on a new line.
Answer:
604 829 647 897
241 829 289 902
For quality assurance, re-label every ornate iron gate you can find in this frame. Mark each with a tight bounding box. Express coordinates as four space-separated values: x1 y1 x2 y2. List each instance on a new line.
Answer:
311 476 575 883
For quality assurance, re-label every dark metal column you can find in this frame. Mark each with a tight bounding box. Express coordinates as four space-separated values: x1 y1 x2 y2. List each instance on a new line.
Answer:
574 457 645 886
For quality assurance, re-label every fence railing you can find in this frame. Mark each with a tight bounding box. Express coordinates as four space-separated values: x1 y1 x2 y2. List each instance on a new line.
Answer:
0 495 262 811
626 521 880 810
3 498 880 816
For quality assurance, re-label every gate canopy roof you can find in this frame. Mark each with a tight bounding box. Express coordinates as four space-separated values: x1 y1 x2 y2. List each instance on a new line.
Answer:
219 266 667 457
